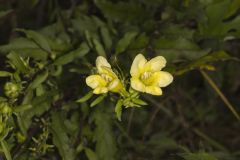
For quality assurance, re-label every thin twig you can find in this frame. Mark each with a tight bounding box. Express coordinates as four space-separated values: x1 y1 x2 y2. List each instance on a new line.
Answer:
200 70 240 120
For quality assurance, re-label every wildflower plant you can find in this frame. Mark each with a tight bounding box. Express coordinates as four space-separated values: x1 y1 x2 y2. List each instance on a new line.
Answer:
0 0 239 160
80 54 173 120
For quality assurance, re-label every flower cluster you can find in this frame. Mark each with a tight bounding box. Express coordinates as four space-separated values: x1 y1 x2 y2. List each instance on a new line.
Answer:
83 53 173 120
86 54 173 96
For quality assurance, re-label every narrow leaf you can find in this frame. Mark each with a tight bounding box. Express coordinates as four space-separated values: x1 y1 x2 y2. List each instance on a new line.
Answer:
1 140 12 160
53 43 89 65
16 29 51 53
115 100 123 121
27 70 48 91
85 148 98 160
76 91 93 103
7 52 29 73
0 71 12 77
90 95 106 107
115 31 138 55
13 104 32 113
100 27 112 50
93 38 106 57
51 113 75 160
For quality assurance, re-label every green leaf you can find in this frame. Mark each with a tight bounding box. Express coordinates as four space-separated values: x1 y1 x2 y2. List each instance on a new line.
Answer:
51 112 75 160
1 140 12 160
94 0 149 23
76 91 93 103
13 104 32 113
115 100 123 121
224 0 240 18
132 98 148 106
93 108 117 160
181 152 218 160
19 91 56 134
7 52 29 73
128 33 149 50
198 0 240 38
85 148 98 160
53 43 89 65
92 38 107 57
115 31 138 55
0 71 12 77
27 70 48 91
175 51 235 75
0 38 48 60
15 29 51 53
100 27 112 50
90 95 106 107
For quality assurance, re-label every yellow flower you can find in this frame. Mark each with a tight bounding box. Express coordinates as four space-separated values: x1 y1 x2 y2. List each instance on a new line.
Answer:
86 56 123 94
130 54 173 95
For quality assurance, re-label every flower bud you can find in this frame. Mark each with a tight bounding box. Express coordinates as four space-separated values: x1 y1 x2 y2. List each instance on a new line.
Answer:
0 102 12 114
4 82 21 98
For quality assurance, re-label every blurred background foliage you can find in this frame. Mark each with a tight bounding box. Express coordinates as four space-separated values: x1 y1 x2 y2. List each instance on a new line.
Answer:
0 0 240 159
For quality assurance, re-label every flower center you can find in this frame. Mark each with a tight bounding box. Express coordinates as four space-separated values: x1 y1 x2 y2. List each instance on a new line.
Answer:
101 74 113 82
140 72 152 80
140 71 155 86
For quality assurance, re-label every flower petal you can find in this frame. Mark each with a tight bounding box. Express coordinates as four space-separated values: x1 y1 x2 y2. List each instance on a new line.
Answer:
145 56 166 72
145 86 162 95
131 77 145 92
108 79 123 92
130 54 147 76
96 56 111 73
155 71 173 87
86 75 107 89
100 66 118 78
93 87 108 94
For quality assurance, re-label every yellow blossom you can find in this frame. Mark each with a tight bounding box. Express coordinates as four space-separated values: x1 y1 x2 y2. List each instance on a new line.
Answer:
86 56 123 94
130 54 173 95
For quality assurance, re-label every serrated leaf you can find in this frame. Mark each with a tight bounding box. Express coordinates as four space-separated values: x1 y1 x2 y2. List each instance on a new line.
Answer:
115 100 123 121
53 43 89 65
51 112 75 160
16 29 51 53
76 91 93 103
115 31 138 55
90 95 106 107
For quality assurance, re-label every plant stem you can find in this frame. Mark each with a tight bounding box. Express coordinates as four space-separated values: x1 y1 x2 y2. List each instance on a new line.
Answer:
200 70 240 120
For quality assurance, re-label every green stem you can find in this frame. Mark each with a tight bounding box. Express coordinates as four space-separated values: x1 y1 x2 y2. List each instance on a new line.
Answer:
200 70 240 120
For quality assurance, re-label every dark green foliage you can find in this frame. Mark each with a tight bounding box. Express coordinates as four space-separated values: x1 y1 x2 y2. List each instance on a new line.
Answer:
0 0 239 160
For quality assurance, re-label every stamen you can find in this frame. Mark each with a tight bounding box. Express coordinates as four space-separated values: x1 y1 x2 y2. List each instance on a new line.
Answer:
101 74 113 82
140 72 152 80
